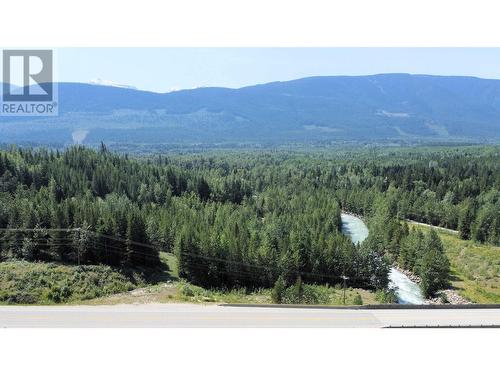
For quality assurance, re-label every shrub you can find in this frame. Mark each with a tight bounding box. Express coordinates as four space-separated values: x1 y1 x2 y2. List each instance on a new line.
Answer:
353 294 363 305
376 288 397 304
0 261 138 304
271 276 286 304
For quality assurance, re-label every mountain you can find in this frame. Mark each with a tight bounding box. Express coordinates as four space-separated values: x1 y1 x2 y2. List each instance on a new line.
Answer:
1 73 500 146
89 78 138 90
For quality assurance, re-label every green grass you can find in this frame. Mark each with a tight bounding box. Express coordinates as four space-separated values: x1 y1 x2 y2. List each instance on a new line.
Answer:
408 224 500 303
176 281 377 305
91 252 380 306
160 251 179 278
0 252 380 306
0 261 143 304
92 280 379 306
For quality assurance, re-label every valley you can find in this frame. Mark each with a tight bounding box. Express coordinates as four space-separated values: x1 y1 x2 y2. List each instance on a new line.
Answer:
0 145 498 307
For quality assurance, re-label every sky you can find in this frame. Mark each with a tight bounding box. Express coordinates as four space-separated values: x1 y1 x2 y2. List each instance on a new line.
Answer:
56 48 500 93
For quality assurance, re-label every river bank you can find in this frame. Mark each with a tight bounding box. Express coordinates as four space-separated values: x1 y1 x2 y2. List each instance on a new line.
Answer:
340 212 425 304
392 265 421 284
341 210 365 220
392 265 470 305
341 211 473 305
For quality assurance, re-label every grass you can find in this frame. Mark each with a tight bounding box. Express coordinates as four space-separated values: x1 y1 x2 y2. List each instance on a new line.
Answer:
176 281 377 305
90 252 380 306
159 251 179 278
408 223 500 303
0 252 380 306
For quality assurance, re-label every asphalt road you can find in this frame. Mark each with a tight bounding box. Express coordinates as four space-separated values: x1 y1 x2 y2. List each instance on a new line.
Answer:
0 304 499 328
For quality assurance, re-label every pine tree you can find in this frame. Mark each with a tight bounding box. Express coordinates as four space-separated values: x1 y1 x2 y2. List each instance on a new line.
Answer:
197 178 211 201
458 201 474 240
271 276 286 304
419 230 450 297
293 276 303 304
126 212 157 266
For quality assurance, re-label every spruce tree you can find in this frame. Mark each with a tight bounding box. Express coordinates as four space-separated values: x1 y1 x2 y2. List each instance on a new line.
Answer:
271 276 286 304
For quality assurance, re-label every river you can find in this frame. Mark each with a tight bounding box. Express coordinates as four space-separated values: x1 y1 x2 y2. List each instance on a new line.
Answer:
340 213 424 304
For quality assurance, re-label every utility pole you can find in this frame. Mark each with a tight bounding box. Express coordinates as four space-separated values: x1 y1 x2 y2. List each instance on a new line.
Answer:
341 275 349 305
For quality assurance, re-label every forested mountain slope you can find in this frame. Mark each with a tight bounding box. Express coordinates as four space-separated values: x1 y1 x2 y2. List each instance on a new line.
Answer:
2 74 500 145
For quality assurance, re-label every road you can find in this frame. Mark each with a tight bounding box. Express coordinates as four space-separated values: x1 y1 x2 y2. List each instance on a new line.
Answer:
406 220 459 234
0 303 499 328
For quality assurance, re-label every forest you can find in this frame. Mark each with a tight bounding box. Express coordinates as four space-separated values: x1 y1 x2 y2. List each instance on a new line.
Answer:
0 145 498 299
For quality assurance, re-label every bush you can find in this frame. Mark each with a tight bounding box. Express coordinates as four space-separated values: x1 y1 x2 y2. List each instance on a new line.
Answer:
0 261 137 304
375 288 397 304
353 294 363 305
179 283 195 297
271 276 286 303
46 284 71 303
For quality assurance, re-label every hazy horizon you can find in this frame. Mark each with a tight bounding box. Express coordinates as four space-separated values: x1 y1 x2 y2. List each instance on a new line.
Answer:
51 48 500 93
27 72 500 94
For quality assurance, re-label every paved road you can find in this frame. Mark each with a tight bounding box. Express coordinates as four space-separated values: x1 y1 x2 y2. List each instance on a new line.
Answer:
0 304 499 328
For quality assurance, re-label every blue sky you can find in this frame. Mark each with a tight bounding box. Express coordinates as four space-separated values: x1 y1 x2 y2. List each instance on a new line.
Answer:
57 48 500 93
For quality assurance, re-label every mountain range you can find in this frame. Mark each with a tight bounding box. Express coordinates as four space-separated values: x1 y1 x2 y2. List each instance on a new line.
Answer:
1 73 500 146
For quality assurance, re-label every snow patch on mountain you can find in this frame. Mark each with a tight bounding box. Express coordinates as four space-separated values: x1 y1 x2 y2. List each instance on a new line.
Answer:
89 78 137 90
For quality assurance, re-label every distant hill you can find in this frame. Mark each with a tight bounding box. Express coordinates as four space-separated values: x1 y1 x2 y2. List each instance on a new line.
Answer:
2 74 500 145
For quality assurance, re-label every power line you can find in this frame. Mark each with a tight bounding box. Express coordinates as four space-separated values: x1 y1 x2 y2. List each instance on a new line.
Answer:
0 227 374 284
